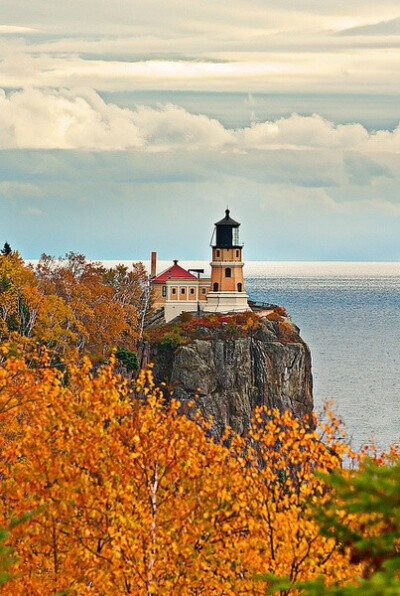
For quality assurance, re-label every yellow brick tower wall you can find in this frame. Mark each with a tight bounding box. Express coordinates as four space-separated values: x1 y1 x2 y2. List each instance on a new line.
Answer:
210 247 245 293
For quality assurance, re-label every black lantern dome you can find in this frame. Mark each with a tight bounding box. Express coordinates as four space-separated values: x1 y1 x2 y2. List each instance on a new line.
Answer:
212 209 241 248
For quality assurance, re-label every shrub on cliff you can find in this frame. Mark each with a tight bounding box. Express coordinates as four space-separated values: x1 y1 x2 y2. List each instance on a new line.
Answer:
115 346 139 373
277 319 299 344
160 324 183 348
180 311 193 323
148 311 262 345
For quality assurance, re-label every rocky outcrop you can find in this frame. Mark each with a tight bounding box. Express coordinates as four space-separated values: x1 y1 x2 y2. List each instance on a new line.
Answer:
148 313 313 439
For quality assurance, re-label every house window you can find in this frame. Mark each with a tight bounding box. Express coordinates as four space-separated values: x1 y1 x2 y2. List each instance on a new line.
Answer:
172 288 176 294
202 288 206 294
181 288 186 294
236 250 239 258
190 288 195 294
162 286 167 297
213 282 219 292
216 249 220 257
237 282 242 292
225 267 231 278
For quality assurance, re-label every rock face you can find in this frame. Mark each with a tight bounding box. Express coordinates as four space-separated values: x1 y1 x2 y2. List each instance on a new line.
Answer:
149 314 313 439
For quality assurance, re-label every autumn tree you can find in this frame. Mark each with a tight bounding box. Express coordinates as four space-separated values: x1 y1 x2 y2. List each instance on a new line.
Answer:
264 457 400 595
0 515 33 587
234 406 360 591
0 355 250 594
0 252 80 356
103 261 151 339
0 247 151 362
0 250 41 341
0 349 369 595
34 253 150 361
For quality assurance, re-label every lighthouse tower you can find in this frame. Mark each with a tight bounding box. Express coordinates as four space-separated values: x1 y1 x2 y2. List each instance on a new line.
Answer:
204 209 250 313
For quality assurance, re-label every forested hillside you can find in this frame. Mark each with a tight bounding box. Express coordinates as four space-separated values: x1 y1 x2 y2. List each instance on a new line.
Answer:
0 245 149 364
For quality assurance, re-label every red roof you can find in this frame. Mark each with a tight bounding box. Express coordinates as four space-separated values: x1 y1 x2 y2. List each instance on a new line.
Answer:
152 260 197 283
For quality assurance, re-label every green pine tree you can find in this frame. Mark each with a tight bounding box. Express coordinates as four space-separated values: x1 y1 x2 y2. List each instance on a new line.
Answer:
1 242 12 256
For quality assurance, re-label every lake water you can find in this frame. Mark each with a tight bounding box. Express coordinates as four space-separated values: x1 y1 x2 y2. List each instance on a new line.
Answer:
243 262 400 452
141 260 399 452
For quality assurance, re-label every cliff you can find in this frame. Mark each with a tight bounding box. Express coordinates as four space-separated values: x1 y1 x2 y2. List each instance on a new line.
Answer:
145 309 313 439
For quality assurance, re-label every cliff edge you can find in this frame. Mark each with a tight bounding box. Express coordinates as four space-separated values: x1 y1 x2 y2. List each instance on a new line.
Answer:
144 309 313 438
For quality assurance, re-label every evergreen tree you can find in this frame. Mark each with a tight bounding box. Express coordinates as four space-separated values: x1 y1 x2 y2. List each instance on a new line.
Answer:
1 242 12 256
115 346 139 372
0 275 11 292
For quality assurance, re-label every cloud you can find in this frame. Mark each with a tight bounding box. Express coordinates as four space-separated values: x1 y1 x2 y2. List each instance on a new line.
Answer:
0 88 232 150
0 53 348 92
2 48 400 95
22 206 44 216
1 2 400 262
339 17 400 36
0 87 399 155
344 154 392 185
239 114 371 150
0 1 331 36
0 25 39 34
363 199 400 216
0 1 398 38
261 184 342 213
0 180 41 198
0 2 399 106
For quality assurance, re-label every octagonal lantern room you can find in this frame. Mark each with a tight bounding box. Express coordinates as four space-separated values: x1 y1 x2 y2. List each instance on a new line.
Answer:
212 209 241 248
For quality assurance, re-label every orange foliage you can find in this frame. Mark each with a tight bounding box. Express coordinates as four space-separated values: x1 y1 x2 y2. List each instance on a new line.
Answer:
277 319 299 344
266 311 282 322
0 250 150 362
0 351 365 594
0 251 39 340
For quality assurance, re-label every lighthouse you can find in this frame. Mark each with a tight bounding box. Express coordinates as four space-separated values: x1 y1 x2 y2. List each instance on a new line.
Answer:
204 209 250 313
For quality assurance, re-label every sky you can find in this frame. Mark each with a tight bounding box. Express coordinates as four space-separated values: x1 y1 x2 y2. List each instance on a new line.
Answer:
1 1 400 261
